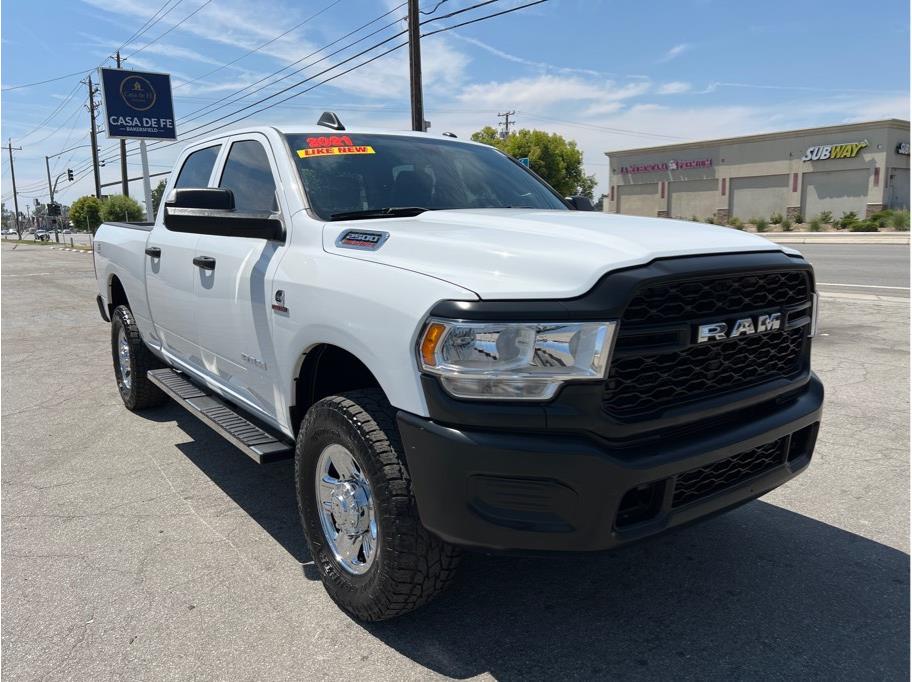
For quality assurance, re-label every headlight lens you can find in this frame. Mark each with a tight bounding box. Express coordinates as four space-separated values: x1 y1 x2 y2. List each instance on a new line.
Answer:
418 319 617 400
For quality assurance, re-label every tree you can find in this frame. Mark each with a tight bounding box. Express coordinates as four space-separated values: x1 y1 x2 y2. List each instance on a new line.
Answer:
69 196 103 233
101 194 145 224
470 126 598 199
151 179 167 215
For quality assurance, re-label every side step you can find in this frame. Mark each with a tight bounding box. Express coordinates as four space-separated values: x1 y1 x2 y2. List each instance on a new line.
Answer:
147 368 294 464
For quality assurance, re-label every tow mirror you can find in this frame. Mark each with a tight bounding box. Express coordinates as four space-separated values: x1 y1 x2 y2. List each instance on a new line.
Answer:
565 195 594 211
164 187 284 240
166 187 235 210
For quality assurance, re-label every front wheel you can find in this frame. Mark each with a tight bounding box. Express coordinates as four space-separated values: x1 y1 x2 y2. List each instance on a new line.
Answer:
111 305 167 411
296 389 460 621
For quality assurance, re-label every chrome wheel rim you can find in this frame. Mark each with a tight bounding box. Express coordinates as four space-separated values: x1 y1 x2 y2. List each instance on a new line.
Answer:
315 444 378 575
117 327 132 390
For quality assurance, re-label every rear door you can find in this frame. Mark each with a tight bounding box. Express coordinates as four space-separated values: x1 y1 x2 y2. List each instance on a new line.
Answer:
145 143 221 367
192 134 287 423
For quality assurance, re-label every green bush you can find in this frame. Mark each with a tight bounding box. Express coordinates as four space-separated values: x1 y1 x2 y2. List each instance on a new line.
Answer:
793 213 803 224
769 212 783 224
849 221 879 232
870 209 894 222
838 211 858 229
809 218 822 232
729 217 742 228
781 219 792 231
891 210 910 231
818 210 833 225
705 216 715 224
690 215 700 222
69 195 104 233
101 194 145 223
754 218 768 232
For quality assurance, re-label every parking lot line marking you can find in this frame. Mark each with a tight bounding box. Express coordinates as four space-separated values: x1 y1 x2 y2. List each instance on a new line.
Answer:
817 282 909 291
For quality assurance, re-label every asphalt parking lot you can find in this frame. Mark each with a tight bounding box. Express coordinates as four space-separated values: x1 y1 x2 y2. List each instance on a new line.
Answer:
1 242 908 680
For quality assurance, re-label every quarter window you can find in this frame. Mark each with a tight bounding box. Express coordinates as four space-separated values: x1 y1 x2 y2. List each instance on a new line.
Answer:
174 145 220 188
219 140 278 211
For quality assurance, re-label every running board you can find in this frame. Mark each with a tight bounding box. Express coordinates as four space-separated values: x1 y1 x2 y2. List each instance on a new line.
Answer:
147 368 293 464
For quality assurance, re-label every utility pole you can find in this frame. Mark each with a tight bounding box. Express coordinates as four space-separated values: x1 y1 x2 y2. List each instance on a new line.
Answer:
6 139 21 235
498 111 516 138
407 0 425 132
115 51 129 197
86 75 102 198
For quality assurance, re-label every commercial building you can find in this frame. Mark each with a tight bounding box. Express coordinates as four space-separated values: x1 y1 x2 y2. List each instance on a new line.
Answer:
604 119 910 222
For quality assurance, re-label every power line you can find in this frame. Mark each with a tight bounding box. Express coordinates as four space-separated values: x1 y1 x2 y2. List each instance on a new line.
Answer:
125 0 214 59
173 0 347 91
77 2 414 170
74 0 539 174
116 0 184 53
519 112 688 141
1 70 93 93
113 0 548 156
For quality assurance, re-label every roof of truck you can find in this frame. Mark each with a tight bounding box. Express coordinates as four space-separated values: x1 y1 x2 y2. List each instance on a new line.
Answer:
186 125 486 149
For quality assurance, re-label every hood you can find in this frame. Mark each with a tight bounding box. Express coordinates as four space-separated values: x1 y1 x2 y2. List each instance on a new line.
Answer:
322 209 786 299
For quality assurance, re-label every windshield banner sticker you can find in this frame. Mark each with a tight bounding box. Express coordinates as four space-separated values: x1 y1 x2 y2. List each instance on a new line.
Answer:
298 145 375 158
299 135 375 158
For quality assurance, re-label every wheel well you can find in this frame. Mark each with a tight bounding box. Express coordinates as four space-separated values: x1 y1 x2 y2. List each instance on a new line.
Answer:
109 275 128 314
292 345 382 433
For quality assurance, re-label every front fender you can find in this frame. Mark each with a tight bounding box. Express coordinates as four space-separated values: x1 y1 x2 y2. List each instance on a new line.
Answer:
272 252 478 425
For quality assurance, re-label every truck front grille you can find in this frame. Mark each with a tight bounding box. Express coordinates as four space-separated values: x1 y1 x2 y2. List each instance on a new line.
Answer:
603 269 811 419
603 326 806 416
671 437 787 507
622 270 810 325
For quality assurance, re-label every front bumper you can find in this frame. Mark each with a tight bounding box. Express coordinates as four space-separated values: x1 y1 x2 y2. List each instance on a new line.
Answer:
398 375 823 553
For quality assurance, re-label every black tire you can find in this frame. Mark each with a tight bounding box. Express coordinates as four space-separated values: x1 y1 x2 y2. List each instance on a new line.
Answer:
111 305 167 411
296 389 460 621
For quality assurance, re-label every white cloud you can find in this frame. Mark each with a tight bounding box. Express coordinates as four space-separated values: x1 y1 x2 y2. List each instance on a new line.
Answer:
658 43 691 63
457 75 650 111
657 81 691 95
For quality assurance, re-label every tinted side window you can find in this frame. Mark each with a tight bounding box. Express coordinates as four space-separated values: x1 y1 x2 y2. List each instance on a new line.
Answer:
175 146 220 188
219 140 278 211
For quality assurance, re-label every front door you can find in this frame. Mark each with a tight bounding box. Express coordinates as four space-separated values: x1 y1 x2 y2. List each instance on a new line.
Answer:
193 135 286 424
145 143 221 369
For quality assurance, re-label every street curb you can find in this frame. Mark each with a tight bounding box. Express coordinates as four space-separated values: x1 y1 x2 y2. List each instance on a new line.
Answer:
762 232 909 245
820 291 909 304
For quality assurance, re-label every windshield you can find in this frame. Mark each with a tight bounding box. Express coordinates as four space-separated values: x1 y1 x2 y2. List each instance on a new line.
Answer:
285 133 568 220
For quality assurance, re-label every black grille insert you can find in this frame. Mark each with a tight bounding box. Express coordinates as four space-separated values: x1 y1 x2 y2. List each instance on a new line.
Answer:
623 270 810 325
604 326 806 416
672 437 787 507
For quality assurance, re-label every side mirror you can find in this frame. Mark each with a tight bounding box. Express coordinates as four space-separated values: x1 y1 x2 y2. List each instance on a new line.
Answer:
164 187 283 241
565 195 594 211
166 187 235 210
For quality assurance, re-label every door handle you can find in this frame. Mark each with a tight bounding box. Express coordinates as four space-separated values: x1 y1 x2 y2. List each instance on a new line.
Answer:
145 246 161 258
193 255 216 270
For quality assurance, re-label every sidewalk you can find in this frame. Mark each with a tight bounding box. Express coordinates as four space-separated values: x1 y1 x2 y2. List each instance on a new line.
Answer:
761 231 909 245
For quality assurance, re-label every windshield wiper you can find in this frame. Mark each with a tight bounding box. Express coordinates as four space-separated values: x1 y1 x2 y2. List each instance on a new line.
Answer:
329 206 430 221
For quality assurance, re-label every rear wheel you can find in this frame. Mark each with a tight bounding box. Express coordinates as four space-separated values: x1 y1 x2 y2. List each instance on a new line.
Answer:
111 305 167 411
296 389 460 621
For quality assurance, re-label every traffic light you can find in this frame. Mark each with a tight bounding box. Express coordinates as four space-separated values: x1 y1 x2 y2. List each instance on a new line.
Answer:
67 169 74 182
47 202 61 217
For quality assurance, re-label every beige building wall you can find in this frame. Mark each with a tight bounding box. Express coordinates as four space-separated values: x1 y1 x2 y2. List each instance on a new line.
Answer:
605 119 910 221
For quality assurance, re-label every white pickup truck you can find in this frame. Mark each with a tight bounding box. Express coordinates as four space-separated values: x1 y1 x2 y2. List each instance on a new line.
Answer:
94 115 823 621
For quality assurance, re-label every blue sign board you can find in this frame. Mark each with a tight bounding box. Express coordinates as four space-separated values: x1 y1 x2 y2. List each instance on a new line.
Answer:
518 157 530 167
99 68 176 140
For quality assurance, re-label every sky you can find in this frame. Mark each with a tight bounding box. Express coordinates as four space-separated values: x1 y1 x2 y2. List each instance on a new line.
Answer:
1 0 910 209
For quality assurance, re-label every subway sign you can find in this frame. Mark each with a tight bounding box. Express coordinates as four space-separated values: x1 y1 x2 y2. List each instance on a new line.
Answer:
801 139 868 162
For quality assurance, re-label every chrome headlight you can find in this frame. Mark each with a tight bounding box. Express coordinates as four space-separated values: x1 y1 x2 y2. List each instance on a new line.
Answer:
417 319 618 400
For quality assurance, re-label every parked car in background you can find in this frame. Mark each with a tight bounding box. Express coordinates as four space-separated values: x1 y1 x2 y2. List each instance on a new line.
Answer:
34 231 49 242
